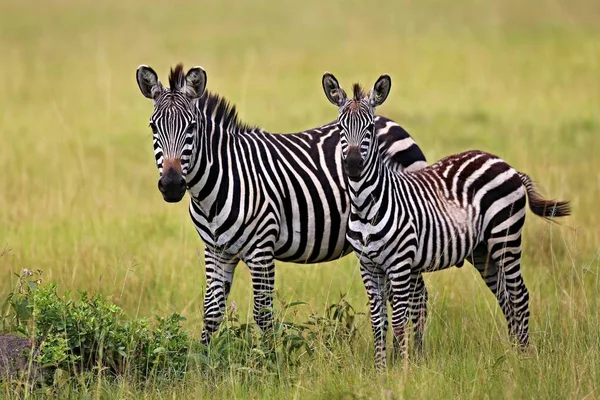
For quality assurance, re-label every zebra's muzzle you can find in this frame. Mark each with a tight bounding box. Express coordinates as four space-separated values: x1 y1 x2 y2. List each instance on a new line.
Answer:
344 147 363 178
158 168 187 203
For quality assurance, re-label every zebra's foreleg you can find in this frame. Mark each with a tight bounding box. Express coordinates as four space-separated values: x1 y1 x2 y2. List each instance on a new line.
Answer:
244 248 276 335
360 263 389 371
409 272 428 357
387 261 412 363
200 249 238 344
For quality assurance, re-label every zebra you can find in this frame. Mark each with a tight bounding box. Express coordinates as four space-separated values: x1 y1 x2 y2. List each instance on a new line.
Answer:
321 72 571 370
135 63 429 344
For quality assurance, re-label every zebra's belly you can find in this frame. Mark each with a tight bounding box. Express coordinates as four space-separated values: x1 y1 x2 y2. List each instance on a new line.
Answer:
190 201 276 257
191 197 352 264
410 202 482 272
270 180 352 263
272 208 352 264
412 234 479 273
273 241 353 263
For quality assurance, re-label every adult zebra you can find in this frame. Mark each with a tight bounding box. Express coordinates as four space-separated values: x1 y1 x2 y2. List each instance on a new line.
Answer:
135 63 428 343
321 72 570 369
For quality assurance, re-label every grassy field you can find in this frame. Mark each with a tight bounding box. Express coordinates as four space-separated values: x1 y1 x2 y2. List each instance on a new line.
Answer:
1 0 599 398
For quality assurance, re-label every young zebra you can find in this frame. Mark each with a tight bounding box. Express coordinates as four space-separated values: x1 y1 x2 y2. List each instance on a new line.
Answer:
321 72 571 369
135 64 428 344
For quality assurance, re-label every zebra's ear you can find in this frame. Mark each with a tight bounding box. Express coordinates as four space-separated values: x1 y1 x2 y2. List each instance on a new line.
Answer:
322 72 346 106
369 74 391 107
184 66 207 99
136 65 164 100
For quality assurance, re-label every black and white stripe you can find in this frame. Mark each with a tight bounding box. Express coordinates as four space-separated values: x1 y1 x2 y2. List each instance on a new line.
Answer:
136 63 428 343
322 72 571 369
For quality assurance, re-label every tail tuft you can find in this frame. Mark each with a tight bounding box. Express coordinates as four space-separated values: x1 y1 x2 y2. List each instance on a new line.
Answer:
518 173 571 220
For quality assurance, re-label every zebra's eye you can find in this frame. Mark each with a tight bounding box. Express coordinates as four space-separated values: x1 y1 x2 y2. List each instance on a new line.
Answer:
149 122 158 135
186 122 197 134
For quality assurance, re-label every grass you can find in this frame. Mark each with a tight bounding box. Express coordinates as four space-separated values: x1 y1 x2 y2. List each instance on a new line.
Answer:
0 0 599 398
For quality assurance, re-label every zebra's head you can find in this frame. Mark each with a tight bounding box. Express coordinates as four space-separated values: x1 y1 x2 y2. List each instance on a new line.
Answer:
322 72 391 178
136 63 207 203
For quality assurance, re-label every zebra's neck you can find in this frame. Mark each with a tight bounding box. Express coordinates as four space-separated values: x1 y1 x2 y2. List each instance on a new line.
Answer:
184 93 261 215
347 141 387 220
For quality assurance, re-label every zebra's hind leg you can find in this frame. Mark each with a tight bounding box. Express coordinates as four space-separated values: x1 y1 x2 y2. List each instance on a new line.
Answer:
409 272 428 357
201 248 239 344
469 244 516 344
488 234 530 349
244 247 277 335
360 263 389 371
386 261 413 363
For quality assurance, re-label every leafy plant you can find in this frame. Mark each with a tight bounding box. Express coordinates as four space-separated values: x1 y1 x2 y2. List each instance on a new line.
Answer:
306 293 362 350
1 269 42 334
1 269 191 385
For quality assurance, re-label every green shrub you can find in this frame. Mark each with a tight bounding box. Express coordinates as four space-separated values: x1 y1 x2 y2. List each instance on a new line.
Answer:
1 270 190 384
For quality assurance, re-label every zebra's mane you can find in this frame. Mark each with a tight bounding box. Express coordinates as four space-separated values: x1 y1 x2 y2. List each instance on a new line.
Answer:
168 64 186 91
352 83 366 100
347 83 367 111
198 90 258 133
167 63 256 133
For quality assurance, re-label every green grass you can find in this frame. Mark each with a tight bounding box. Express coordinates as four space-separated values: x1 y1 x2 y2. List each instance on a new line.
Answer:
1 0 599 398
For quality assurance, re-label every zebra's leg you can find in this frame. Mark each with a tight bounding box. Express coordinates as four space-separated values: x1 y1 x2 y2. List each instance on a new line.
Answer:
409 272 428 356
379 269 390 364
387 262 412 362
488 234 530 348
469 244 516 342
201 248 239 344
244 247 276 334
360 263 389 371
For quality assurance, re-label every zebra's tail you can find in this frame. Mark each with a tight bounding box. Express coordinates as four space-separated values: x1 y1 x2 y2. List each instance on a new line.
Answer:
518 172 571 220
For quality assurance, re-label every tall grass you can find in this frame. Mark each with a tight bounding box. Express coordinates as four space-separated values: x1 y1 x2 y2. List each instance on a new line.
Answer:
0 0 598 398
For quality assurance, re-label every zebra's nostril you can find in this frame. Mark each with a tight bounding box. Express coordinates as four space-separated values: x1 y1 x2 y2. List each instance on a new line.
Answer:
178 176 187 191
157 178 166 193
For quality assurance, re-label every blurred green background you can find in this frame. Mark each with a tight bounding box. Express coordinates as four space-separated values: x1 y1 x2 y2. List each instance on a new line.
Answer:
0 0 598 398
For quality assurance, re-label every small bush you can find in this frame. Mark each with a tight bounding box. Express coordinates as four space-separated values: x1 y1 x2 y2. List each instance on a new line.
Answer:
1 270 190 385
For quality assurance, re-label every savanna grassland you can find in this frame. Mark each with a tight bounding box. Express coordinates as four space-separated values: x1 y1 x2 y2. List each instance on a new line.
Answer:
0 0 599 398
